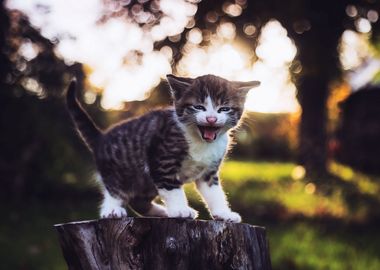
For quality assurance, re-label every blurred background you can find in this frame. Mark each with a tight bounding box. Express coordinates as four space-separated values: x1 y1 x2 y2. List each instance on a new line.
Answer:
1 0 380 269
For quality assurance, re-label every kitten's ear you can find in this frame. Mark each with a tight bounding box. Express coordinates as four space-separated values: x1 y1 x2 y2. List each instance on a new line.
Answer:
231 80 261 96
166 74 194 99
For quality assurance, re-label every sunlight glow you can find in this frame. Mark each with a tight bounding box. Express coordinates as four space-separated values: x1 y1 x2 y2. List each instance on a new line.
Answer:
178 42 245 79
248 21 298 113
187 28 203 44
339 29 380 90
256 21 297 67
7 0 196 109
217 22 237 40
100 51 172 109
7 1 300 113
18 40 39 61
340 30 370 70
21 77 43 96
292 165 306 180
223 2 242 17
355 18 372 33
178 20 299 113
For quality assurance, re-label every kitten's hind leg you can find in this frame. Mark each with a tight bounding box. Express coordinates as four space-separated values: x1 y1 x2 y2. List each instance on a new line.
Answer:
100 189 127 218
146 202 168 217
95 173 127 218
130 197 168 217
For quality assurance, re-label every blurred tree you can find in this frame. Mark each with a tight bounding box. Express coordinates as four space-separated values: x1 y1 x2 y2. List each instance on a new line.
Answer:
0 0 10 84
0 0 94 200
278 1 346 178
181 0 380 178
2 0 380 196
337 86 380 174
278 0 380 178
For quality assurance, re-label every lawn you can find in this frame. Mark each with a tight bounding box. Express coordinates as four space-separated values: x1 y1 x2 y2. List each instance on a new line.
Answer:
187 161 380 270
1 161 379 269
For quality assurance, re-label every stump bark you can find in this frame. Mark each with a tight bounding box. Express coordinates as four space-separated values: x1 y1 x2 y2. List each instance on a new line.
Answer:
55 217 271 270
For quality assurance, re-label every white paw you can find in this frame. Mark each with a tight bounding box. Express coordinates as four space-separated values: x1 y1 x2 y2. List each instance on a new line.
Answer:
167 206 198 219
100 206 127 218
212 210 241 223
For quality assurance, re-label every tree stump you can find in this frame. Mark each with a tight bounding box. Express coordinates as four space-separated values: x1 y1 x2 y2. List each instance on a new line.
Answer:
55 217 271 270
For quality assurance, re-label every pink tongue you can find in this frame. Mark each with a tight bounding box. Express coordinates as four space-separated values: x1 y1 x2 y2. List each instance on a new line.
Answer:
203 129 216 140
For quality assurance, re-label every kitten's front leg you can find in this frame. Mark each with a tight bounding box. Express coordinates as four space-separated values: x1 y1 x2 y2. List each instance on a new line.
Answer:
196 174 241 223
154 158 198 218
158 187 198 219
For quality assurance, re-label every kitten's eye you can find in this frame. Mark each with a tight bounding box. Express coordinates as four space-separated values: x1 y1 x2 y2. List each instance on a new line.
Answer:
193 105 206 111
218 107 231 113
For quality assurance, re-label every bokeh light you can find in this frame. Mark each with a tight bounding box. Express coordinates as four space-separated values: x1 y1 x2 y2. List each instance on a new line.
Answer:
339 29 380 90
355 18 372 33
7 0 300 113
178 20 299 113
7 0 196 109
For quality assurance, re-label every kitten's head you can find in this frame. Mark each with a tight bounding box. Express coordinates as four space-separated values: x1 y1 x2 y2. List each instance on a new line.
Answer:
167 74 260 143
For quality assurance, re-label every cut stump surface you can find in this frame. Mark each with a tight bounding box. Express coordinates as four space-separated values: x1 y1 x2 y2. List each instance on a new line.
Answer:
55 217 271 270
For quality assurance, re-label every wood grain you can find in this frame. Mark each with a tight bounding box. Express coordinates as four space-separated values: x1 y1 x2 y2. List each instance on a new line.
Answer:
55 217 271 270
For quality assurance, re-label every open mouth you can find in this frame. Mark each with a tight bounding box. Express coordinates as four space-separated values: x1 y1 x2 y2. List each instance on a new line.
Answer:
197 126 221 142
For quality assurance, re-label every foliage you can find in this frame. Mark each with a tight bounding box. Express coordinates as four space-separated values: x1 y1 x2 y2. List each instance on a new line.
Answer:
186 161 380 222
189 161 380 269
1 161 380 270
1 0 380 269
231 112 299 161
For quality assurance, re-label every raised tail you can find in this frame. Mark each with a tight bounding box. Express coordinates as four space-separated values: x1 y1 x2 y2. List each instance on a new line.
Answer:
66 80 102 152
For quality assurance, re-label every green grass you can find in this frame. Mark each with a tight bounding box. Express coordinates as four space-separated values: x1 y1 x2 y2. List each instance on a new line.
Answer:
220 161 296 182
209 161 379 221
184 161 380 270
1 161 380 269
269 223 380 270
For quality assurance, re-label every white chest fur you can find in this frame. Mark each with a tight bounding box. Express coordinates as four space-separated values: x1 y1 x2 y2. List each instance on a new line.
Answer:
179 133 228 181
188 133 228 165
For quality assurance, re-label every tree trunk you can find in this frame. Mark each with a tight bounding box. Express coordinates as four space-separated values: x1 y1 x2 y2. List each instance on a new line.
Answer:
55 217 271 270
278 1 345 179
292 33 342 179
297 74 329 177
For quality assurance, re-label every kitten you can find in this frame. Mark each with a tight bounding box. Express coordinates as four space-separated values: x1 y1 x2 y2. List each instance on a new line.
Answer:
66 74 260 222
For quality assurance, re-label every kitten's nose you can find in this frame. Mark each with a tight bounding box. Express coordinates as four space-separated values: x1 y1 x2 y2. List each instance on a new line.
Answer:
206 116 217 124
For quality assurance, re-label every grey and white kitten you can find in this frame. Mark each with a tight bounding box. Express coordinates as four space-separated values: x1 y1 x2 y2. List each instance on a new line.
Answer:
66 74 260 222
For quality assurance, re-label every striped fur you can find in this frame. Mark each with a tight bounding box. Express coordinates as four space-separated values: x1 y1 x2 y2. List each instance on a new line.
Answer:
66 74 260 221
